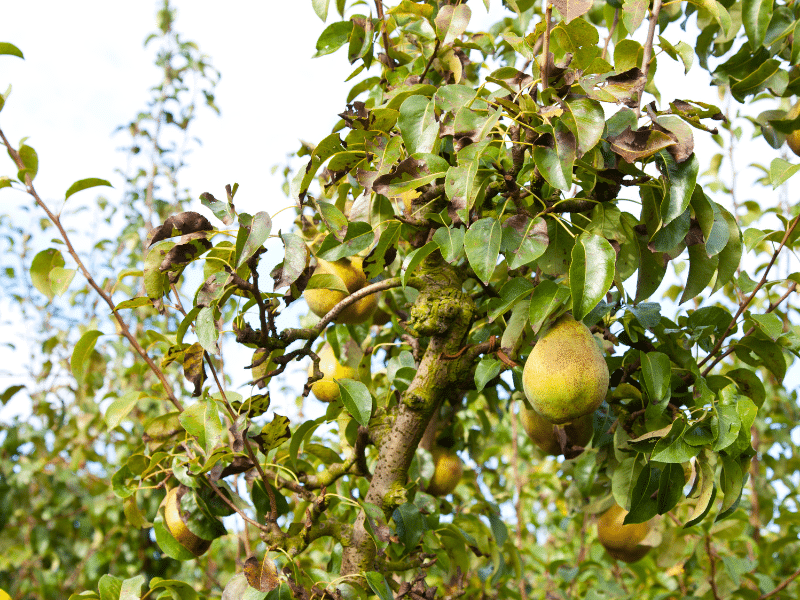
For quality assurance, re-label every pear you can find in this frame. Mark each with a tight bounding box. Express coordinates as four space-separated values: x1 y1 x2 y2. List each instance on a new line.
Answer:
303 257 377 324
787 102 800 157
520 406 593 456
309 343 358 403
522 313 609 424
426 447 463 497
162 487 212 557
597 503 652 563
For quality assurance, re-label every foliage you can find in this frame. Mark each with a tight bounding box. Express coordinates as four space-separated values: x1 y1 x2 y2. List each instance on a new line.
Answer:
2 0 800 599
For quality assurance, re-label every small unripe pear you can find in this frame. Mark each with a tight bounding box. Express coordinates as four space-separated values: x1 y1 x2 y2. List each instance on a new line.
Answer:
520 406 593 456
597 503 652 563
303 257 377 324
426 447 463 497
309 343 358 402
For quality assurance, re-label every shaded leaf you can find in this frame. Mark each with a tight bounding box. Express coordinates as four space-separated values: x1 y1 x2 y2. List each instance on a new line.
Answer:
71 330 103 383
464 218 502 284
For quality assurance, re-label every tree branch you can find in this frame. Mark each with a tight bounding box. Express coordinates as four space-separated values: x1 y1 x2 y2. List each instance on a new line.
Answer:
638 0 662 116
0 127 184 412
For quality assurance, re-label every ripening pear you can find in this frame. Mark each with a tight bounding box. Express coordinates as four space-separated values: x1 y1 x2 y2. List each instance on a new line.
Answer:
520 405 593 456
522 313 609 424
162 487 212 557
426 447 463 497
303 257 377 324
787 101 800 157
597 503 652 563
309 343 358 403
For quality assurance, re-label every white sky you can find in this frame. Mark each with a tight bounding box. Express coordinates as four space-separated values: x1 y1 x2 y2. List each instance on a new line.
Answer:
1 1 796 421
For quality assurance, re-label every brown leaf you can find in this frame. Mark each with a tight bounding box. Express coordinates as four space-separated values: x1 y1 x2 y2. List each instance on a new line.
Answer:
373 157 428 196
159 238 213 273
182 343 206 397
148 211 213 247
552 0 593 22
607 126 676 163
244 555 280 593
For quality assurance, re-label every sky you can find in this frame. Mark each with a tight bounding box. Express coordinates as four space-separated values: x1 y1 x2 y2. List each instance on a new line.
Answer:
1 1 796 422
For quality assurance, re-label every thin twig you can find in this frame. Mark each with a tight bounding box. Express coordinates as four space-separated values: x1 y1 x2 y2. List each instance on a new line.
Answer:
638 0 662 116
420 38 441 82
374 0 395 70
699 216 800 374
601 8 620 62
0 127 183 411
705 536 721 600
541 1 552 90
758 567 800 599
509 404 528 600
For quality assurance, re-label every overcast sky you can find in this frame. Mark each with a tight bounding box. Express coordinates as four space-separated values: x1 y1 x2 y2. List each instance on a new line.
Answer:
1 2 794 421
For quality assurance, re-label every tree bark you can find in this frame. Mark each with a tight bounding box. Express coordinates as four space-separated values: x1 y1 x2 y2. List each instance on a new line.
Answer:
340 255 475 576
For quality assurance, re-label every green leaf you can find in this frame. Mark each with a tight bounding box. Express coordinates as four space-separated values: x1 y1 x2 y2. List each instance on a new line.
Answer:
487 277 535 321
237 211 272 267
98 574 122 600
398 96 438 155
532 122 576 191
434 5 472 45
17 144 38 181
30 248 65 300
679 244 719 304
475 358 502 392
657 463 685 515
464 218 502 284
528 280 570 334
116 297 154 310
651 419 701 463
196 306 219 355
734 336 786 382
0 384 24 405
393 503 424 552
570 232 615 321
657 152 698 225
432 226 465 264
716 454 745 521
622 0 647 32
71 330 103 383
743 0 773 48
105 391 144 430
712 405 741 451
312 0 330 21
691 191 729 257
640 351 671 404
65 178 112 200
0 42 24 59
626 462 660 524
314 21 353 56
179 399 225 455
317 221 374 261
712 207 743 294
337 379 373 427
401 241 438 287
365 572 393 600
685 458 716 527
565 98 604 156
725 368 766 408
119 575 146 600
769 157 800 188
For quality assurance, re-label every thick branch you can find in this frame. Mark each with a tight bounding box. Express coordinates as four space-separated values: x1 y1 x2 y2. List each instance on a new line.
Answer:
340 256 475 576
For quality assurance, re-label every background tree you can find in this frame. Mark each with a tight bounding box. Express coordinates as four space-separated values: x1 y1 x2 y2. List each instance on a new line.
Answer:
3 1 800 599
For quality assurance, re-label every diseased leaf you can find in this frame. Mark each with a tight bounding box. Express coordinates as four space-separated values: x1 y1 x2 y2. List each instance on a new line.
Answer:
434 5 472 45
398 96 438 155
252 414 291 454
552 0 592 23
148 212 213 247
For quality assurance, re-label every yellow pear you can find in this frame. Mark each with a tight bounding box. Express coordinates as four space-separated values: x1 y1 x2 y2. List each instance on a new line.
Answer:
162 487 212 557
309 343 358 402
787 102 800 157
597 503 652 563
426 447 463 497
303 257 376 323
522 313 609 424
520 406 593 456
